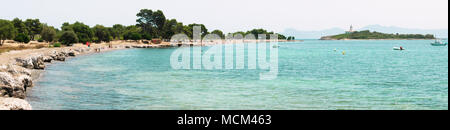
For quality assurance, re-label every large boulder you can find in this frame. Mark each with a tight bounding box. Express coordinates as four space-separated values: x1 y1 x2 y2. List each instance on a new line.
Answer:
0 97 32 110
68 50 77 56
15 57 34 69
0 72 26 99
31 55 45 69
43 56 53 62
15 55 45 69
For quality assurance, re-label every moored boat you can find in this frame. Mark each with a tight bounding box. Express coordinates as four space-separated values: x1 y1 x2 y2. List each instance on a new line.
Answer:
431 39 447 46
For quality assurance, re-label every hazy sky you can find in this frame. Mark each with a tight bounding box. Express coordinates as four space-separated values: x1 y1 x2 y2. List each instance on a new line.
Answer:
1 0 448 33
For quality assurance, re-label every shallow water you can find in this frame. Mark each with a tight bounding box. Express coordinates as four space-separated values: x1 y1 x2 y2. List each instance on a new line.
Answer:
27 40 448 110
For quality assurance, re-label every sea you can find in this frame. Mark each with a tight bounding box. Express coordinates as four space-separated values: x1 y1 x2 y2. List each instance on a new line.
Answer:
26 40 448 110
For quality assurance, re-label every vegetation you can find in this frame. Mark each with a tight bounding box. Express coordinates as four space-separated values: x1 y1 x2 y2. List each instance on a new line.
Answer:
14 33 30 43
287 36 295 40
24 19 42 40
41 24 57 42
53 43 61 47
227 28 292 40
62 22 94 43
324 30 435 40
0 19 16 46
93 25 112 43
59 31 78 46
0 9 295 46
211 30 225 39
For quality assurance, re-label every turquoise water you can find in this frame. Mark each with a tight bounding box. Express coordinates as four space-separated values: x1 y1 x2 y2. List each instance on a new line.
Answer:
27 40 448 110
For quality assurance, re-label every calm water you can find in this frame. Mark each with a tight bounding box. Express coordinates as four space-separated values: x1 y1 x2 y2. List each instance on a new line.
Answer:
27 40 448 110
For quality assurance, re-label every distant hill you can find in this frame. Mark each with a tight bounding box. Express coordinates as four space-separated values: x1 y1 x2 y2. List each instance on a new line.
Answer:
283 25 448 39
320 30 435 40
282 28 345 39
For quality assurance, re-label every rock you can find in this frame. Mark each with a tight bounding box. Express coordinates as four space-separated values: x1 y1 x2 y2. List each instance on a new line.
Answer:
0 72 26 99
0 97 32 110
15 55 46 69
16 75 32 91
43 56 53 62
15 57 34 69
68 50 77 56
4 65 32 77
54 52 66 61
31 55 45 69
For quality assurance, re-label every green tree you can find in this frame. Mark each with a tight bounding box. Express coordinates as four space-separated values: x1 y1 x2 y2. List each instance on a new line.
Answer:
136 9 166 37
71 22 94 43
211 30 225 39
61 22 94 43
277 34 287 40
0 19 16 46
124 32 142 41
40 24 57 43
12 18 28 35
162 19 184 39
112 24 125 40
14 33 30 43
24 19 42 40
59 31 79 46
185 23 208 38
93 25 112 43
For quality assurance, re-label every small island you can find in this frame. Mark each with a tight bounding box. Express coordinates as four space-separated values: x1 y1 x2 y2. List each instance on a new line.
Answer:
320 26 435 40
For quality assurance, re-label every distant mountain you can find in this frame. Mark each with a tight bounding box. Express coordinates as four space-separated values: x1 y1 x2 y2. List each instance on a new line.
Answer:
283 25 448 39
282 28 345 39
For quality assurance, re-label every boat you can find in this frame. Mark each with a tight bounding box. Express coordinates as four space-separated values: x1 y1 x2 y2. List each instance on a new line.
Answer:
393 46 405 50
272 45 280 48
431 39 447 46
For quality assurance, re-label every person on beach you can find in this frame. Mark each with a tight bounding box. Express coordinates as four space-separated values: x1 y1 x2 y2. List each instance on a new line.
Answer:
86 42 91 48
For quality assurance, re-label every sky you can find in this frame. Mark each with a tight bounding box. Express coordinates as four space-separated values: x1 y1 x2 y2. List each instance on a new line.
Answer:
0 0 448 33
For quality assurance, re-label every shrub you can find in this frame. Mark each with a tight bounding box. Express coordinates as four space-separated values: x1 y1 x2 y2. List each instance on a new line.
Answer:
14 33 31 43
124 32 141 41
38 38 44 42
142 33 152 40
59 31 78 46
53 43 61 47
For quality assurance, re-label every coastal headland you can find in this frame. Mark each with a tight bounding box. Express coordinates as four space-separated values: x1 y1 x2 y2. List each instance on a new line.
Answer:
320 30 436 40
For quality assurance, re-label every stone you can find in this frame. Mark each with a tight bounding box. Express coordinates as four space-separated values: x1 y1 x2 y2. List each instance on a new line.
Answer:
0 97 32 110
31 55 45 69
0 72 26 99
43 56 53 62
68 51 77 56
15 57 34 69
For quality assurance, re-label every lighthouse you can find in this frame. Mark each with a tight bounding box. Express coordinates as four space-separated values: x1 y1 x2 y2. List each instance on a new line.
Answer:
346 25 355 34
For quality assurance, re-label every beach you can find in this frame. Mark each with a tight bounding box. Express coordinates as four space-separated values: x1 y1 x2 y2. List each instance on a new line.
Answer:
0 39 300 110
0 40 174 110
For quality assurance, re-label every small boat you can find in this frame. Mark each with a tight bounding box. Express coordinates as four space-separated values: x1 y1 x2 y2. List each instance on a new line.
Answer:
431 39 447 46
272 45 280 48
393 46 405 50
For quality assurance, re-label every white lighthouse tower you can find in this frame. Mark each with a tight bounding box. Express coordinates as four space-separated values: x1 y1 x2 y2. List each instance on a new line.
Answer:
346 25 355 34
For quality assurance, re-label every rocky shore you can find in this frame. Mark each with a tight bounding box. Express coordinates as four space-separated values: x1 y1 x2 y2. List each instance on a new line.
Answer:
0 40 296 110
0 42 173 110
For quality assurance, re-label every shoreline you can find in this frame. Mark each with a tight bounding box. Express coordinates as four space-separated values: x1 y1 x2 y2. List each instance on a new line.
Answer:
0 39 300 110
0 41 173 110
